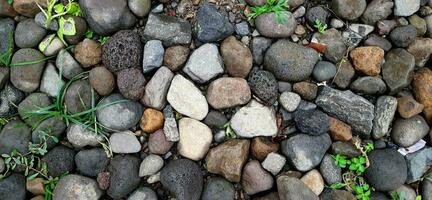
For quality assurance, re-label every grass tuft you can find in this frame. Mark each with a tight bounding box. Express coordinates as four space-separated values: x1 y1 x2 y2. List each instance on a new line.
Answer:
246 0 290 24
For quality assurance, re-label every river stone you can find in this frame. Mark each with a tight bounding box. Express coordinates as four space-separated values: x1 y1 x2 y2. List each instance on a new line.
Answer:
382 48 415 95
421 178 432 200
178 118 212 161
142 66 174 110
117 68 146 100
74 39 101 68
139 154 163 177
141 13 192 46
412 68 432 123
53 174 102 200
128 187 158 200
361 0 394 25
67 124 103 148
313 28 347 63
365 149 407 191
15 19 46 48
312 61 337 82
75 148 109 177
230 100 277 138
163 105 179 142
241 160 274 195
221 36 253 78
405 147 432 183
389 25 417 48
128 0 151 17
107 155 141 199
372 96 397 139
0 0 17 17
391 115 430 147
320 189 356 200
0 120 31 155
42 145 75 177
10 48 45 92
96 94 144 131
407 37 432 68
207 77 251 109
255 12 297 38
183 43 224 83
160 159 203 200
64 16 87 45
264 40 319 82
350 76 387 95
0 83 25 118
167 75 208 120
40 63 65 97
294 109 330 136
279 91 301 112
110 131 142 153
89 66 115 96
79 0 136 35
364 34 392 51
320 154 342 185
306 6 331 26
332 0 366 21
0 18 14 65
163 45 190 71
333 60 355 89
56 49 83 80
202 177 235 200
394 0 420 17
277 176 319 200
142 40 164 73
64 79 93 114
315 86 374 138
251 37 272 65
0 173 26 200
194 3 234 42
281 133 332 172
18 93 52 127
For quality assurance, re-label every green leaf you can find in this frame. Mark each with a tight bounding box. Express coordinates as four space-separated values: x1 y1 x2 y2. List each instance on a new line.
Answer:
39 34 55 52
67 2 81 16
54 4 65 14
28 173 39 180
84 30 94 38
7 0 13 5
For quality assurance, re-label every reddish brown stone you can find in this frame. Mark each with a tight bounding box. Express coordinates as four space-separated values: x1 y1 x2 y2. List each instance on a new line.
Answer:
221 36 253 78
350 46 384 76
397 96 424 119
140 108 164 133
412 68 432 123
329 117 352 141
293 82 318 101
251 137 279 161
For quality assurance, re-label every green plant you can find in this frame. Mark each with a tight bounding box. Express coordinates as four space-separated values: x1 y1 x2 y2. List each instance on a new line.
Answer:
28 129 59 156
98 36 109 45
353 184 371 200
391 191 406 200
223 122 236 139
1 149 49 180
314 19 327 34
0 29 14 67
7 0 13 5
84 30 94 39
246 0 290 24
43 173 68 200
332 154 349 168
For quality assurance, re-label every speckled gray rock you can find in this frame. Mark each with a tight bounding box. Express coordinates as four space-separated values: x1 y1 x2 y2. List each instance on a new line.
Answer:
277 176 319 200
40 63 65 97
161 159 203 200
294 109 330 136
14 19 46 48
372 96 397 139
0 120 31 155
279 91 301 112
332 0 367 20
10 48 45 92
110 131 142 153
261 152 286 175
391 115 429 147
306 6 331 26
350 76 387 95
55 49 83 80
107 155 141 199
79 0 136 35
407 37 432 68
194 3 234 42
406 147 432 183
315 86 375 138
0 83 25 118
183 43 224 83
42 145 75 177
141 14 192 46
389 25 417 47
75 148 109 177
142 40 164 73
255 12 297 38
53 174 103 200
128 187 158 200
96 94 144 131
35 12 58 31
67 124 103 148
163 105 179 142
248 70 278 105
361 0 394 25
0 173 26 200
281 133 332 172
312 61 337 82
142 66 174 110
202 177 235 200
365 149 407 191
364 34 392 51
117 68 146 100
394 0 420 17
382 49 415 95
264 40 319 82
320 154 342 185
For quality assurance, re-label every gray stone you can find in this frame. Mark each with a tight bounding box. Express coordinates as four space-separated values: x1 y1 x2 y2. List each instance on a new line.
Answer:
107 155 141 199
96 94 144 131
334 61 355 89
139 154 164 176
79 0 136 35
161 159 203 200
128 187 158 200
407 37 432 68
332 0 367 21
391 115 429 147
141 14 192 46
110 131 141 153
203 110 228 128
281 133 332 171
167 75 208 120
394 0 420 16
35 12 58 31
53 174 103 200
389 25 417 47
320 154 342 185
426 15 432 38
194 3 234 42
361 0 394 25
142 66 174 110
0 173 26 200
183 43 224 83
42 145 75 177
251 37 272 65
14 19 46 48
10 48 45 92
18 93 52 127
75 148 109 177
279 91 301 112
264 40 319 82
372 96 397 139
40 63 65 97
39 36 65 56
365 149 407 191
248 69 278 105
55 49 83 80
315 86 375 137
64 79 93 114
409 14 427 36
262 152 286 175
202 177 235 200
364 34 392 51
406 148 432 183
320 189 356 200
241 160 274 195
32 117 66 150
382 49 415 94
67 124 103 148
313 28 347 63
143 40 164 73
331 141 362 157
294 109 330 136
128 0 151 17
421 174 432 200
350 76 387 95
0 83 25 118
0 18 14 66
312 61 337 82
0 67 9 88
163 105 179 142
255 12 297 38
390 185 417 200
277 176 319 200
235 21 250 36
0 120 31 155
230 100 278 138
306 6 330 26
117 68 146 100
64 16 87 45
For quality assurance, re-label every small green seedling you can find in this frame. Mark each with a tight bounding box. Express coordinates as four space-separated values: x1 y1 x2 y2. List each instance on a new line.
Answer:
246 0 290 24
349 156 367 174
223 122 237 139
7 0 13 5
353 184 371 200
43 173 68 200
364 143 374 153
314 19 328 34
332 154 350 168
98 36 109 45
84 30 94 39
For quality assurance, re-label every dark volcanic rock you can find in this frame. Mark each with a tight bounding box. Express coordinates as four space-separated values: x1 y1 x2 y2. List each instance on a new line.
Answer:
294 109 330 136
247 70 278 105
42 145 75 177
194 3 234 43
107 155 141 199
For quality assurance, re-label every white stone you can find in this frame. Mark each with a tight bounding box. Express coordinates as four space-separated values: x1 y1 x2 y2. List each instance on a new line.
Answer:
279 92 301 112
394 0 420 17
139 154 164 177
230 100 278 138
40 63 65 97
183 43 224 83
109 131 141 153
262 152 286 175
147 172 160 184
177 118 212 161
67 124 103 148
167 75 209 120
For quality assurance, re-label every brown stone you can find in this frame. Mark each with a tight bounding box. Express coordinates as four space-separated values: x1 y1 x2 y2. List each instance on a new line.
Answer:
89 66 115 96
329 117 352 141
205 139 250 182
97 172 110 190
397 96 424 119
30 196 44 200
74 39 102 67
13 0 46 17
140 108 164 133
241 160 274 195
407 38 432 68
163 45 190 71
26 178 44 195
333 60 355 89
412 68 432 123
251 137 279 161
0 0 18 17
293 81 318 101
148 129 173 155
206 77 251 109
220 36 253 78
300 169 324 195
350 46 384 76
